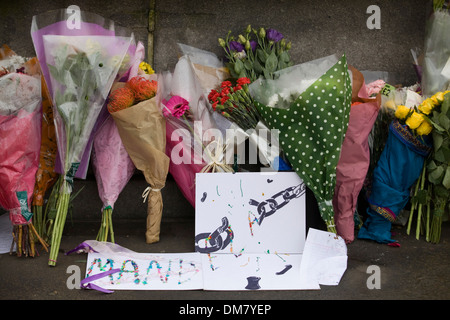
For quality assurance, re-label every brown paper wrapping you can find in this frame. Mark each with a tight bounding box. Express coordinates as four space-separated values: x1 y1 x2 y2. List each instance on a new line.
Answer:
111 97 169 244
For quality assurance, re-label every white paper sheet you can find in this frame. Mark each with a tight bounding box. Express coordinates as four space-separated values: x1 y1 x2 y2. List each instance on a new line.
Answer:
299 228 348 286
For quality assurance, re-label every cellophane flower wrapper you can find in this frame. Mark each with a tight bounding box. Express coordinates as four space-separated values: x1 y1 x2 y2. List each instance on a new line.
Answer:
422 9 450 96
179 44 286 171
91 42 145 242
332 67 380 243
31 8 137 180
0 49 44 257
160 55 233 207
31 8 134 265
250 54 352 232
358 120 432 244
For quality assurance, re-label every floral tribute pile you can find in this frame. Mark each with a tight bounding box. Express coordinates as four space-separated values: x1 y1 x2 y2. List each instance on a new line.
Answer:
0 3 449 266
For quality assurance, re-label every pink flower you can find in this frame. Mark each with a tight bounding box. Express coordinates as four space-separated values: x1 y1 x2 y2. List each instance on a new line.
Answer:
162 95 190 119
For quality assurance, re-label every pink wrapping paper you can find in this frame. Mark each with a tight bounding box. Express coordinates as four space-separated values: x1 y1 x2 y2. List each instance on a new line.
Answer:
92 42 145 210
0 108 42 225
92 116 135 209
165 121 205 207
333 77 380 243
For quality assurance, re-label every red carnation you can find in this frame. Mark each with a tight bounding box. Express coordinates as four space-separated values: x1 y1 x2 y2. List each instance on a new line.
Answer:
221 80 232 88
237 77 251 85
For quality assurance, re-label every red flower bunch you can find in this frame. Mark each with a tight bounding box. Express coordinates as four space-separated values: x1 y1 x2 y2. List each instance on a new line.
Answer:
126 76 158 102
208 77 260 131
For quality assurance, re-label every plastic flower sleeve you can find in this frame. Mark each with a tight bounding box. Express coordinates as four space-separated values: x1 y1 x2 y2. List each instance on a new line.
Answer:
30 7 137 179
92 43 145 242
0 52 48 256
422 10 450 96
159 56 233 207
250 54 352 232
31 7 134 265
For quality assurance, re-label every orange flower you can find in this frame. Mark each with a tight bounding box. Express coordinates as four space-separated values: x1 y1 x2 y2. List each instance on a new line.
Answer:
107 86 135 113
126 76 158 102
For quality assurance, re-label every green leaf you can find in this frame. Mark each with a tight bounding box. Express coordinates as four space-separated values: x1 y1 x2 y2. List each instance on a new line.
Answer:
243 60 253 71
265 51 278 73
427 159 437 171
256 49 267 64
47 64 62 83
234 59 244 75
279 51 290 63
414 189 429 205
442 166 450 189
252 58 263 75
433 134 444 153
438 112 450 131
441 94 450 114
429 165 444 183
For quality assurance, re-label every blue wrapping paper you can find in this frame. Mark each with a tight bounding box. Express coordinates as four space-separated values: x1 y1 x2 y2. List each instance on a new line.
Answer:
358 120 432 243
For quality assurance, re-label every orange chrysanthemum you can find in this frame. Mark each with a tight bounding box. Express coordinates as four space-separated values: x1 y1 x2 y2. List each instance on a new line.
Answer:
107 86 135 113
126 76 158 102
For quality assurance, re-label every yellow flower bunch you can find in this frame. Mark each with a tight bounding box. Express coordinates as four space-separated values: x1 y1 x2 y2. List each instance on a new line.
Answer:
139 61 155 75
394 90 449 136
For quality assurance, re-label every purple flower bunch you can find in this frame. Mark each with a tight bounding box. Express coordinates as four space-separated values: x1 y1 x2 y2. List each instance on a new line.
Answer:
218 25 293 81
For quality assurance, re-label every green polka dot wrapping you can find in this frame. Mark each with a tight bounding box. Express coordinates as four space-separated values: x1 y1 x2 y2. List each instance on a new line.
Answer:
254 55 351 232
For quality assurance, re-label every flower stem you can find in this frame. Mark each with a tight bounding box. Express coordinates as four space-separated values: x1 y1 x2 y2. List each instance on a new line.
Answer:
48 180 71 266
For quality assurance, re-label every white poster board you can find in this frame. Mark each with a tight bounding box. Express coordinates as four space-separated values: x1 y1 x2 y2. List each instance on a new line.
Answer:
195 172 316 290
194 172 306 255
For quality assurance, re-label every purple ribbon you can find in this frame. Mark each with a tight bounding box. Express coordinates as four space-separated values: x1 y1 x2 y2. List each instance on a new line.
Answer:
65 242 97 255
80 269 121 294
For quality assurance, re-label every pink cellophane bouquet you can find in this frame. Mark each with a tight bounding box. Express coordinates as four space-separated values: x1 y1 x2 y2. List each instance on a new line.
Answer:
0 45 48 257
91 43 148 242
31 6 135 265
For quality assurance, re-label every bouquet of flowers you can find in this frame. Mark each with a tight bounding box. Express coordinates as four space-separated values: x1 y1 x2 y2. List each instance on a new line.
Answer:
357 84 435 244
31 7 135 265
31 70 58 239
218 25 293 81
160 55 233 207
0 46 48 257
249 54 352 232
209 77 286 170
108 73 169 244
31 7 137 182
405 90 450 243
332 67 381 243
91 42 148 242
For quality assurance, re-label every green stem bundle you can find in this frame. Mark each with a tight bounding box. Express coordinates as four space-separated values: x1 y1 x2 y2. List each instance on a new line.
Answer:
96 207 115 243
48 180 71 266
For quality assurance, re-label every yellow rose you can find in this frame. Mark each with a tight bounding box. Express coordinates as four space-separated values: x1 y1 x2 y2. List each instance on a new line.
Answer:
416 120 433 136
394 105 411 119
384 100 396 111
431 91 445 104
405 111 424 130
418 98 435 115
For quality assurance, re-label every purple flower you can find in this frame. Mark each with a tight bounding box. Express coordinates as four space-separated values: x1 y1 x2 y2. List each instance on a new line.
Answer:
266 28 284 43
228 41 245 52
249 40 257 52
